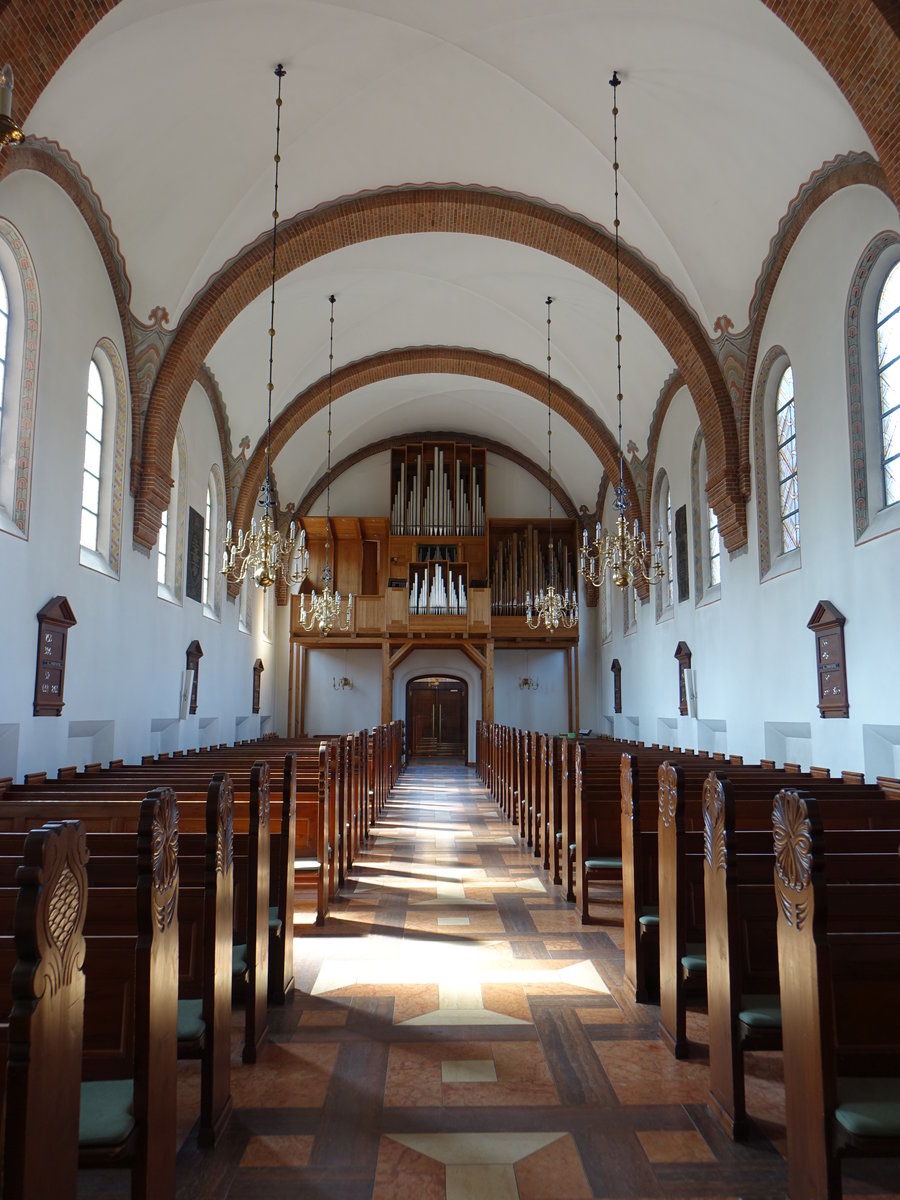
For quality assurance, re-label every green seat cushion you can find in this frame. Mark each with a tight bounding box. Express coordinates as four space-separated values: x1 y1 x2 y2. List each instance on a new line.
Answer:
295 858 320 872
585 857 623 871
79 1078 135 1148
638 908 660 928
738 995 781 1030
681 944 707 975
835 1077 900 1137
269 905 282 934
177 997 205 1041
233 943 248 976
555 831 563 843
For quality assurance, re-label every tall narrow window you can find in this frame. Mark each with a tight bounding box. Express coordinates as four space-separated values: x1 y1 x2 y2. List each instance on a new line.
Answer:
707 503 720 588
80 359 104 553
201 484 212 606
776 366 800 553
0 268 8 446
664 486 674 608
877 261 900 507
157 508 168 585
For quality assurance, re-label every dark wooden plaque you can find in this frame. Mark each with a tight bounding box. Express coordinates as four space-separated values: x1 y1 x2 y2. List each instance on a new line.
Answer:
186 641 203 716
34 597 77 716
252 658 264 714
807 601 849 718
610 658 622 714
675 505 689 603
674 641 692 717
186 506 204 603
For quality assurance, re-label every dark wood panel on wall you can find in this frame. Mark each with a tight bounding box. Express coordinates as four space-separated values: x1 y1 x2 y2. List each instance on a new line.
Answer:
675 504 689 603
186 507 204 603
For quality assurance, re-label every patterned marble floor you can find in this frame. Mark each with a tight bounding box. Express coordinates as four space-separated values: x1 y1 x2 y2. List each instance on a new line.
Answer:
82 761 900 1199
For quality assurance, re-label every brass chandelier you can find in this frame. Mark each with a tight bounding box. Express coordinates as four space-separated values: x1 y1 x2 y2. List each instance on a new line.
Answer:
222 65 308 592
525 297 579 632
580 71 664 592
0 64 24 149
297 295 353 635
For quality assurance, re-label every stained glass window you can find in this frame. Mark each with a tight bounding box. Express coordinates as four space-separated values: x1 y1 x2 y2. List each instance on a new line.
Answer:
776 366 800 553
877 261 900 507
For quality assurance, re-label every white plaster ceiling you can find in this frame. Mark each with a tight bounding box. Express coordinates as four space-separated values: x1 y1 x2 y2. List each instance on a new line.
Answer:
25 0 872 510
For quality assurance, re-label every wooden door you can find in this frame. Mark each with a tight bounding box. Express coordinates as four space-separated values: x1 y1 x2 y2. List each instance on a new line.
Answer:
406 679 467 759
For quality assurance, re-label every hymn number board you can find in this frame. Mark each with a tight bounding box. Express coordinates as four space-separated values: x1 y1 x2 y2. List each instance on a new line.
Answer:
34 596 77 717
807 600 849 719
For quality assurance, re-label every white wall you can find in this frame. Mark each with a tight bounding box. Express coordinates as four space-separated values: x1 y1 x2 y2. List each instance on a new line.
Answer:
600 183 900 777
0 170 274 779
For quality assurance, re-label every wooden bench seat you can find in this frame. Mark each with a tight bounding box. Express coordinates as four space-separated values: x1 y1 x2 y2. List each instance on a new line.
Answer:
774 788 900 1199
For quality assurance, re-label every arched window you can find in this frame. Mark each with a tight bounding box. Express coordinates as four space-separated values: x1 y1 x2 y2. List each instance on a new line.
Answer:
78 340 127 577
754 346 802 580
0 219 40 541
0 269 8 445
238 575 252 633
691 431 721 604
157 428 186 602
775 366 800 554
201 464 225 620
876 261 900 507
202 482 213 607
653 470 674 619
80 360 104 554
845 231 900 542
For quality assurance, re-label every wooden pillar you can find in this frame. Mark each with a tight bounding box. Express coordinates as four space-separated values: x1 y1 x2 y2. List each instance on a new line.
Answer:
573 642 580 736
381 640 392 724
288 639 296 738
484 639 494 724
565 646 573 733
299 645 308 737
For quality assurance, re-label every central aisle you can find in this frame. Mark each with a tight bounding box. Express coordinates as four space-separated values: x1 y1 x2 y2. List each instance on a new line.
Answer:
169 759 817 1199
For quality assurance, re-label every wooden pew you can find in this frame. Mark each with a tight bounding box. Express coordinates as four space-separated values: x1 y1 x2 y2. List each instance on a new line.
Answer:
574 741 624 923
703 772 900 1142
774 789 900 1200
0 772 271 1065
78 789 179 1198
0 820 88 1200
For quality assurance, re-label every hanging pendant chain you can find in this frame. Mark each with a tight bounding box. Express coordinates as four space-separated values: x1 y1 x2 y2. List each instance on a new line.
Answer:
325 294 336 566
611 70 627 513
263 64 285 519
546 295 554 586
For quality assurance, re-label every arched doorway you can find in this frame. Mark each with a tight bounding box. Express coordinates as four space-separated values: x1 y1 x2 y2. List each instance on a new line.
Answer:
406 676 468 760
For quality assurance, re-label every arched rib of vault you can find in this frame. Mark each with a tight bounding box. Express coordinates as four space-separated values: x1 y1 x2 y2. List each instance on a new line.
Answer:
230 346 643 583
293 429 581 520
135 186 742 556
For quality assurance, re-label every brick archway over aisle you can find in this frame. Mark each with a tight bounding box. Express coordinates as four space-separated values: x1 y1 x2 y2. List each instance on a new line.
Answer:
4 0 900 550
135 187 743 558
230 346 644 573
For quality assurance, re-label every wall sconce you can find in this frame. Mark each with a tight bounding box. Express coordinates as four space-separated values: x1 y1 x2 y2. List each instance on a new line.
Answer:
518 676 539 691
0 64 24 148
333 675 353 691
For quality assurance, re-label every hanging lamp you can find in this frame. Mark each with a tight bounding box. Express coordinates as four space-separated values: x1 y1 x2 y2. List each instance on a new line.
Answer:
580 71 664 591
525 297 579 631
297 295 353 635
222 65 309 592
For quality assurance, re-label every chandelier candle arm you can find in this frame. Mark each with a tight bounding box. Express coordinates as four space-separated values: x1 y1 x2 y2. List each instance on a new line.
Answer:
222 65 309 592
297 296 353 635
525 296 579 632
578 70 665 593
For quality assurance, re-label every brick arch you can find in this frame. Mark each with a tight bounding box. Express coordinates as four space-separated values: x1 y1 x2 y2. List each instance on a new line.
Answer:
136 185 741 555
2 139 140 463
293 429 581 519
232 345 642 546
739 154 891 500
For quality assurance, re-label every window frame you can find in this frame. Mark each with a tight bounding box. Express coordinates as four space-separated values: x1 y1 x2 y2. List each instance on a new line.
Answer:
0 219 39 541
78 340 127 579
157 426 187 604
653 469 675 621
691 430 721 606
754 345 802 582
845 231 900 544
